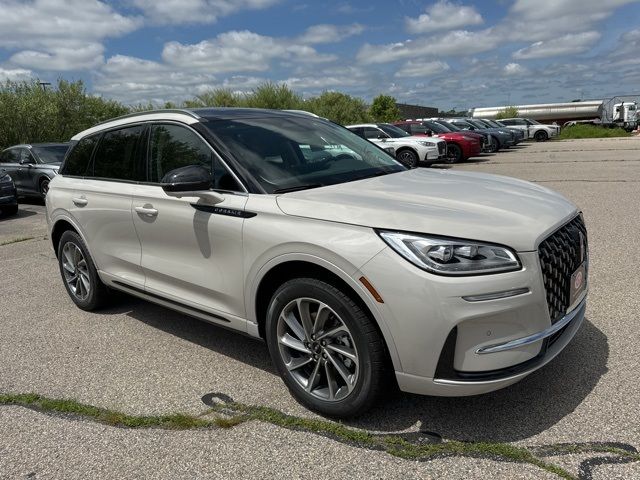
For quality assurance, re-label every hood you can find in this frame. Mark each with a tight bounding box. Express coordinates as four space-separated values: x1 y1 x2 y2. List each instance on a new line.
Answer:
276 169 577 252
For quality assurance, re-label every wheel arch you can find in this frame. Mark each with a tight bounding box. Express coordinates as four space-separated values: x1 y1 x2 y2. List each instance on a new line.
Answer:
50 215 90 260
250 255 401 371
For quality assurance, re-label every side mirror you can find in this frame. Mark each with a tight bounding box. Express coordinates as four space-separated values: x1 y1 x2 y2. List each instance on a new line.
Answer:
426 130 433 136
20 157 35 165
161 165 224 205
377 133 389 139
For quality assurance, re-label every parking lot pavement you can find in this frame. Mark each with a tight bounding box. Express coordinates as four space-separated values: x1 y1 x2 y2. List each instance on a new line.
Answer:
0 199 46 244
1 137 639 479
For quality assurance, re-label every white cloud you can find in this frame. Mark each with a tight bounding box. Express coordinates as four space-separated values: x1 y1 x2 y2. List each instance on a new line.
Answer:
0 67 33 82
395 60 450 77
162 31 335 73
406 1 483 34
503 62 527 76
500 0 637 42
10 43 105 71
94 55 217 104
357 30 499 64
0 0 141 70
130 0 281 24
297 24 364 44
513 32 601 59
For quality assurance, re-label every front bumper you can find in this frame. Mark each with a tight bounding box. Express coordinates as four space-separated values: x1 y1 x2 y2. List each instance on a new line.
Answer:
0 192 18 206
358 247 585 397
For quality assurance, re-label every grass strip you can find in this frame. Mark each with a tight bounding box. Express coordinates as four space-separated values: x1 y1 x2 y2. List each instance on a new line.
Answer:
557 124 631 140
0 236 34 246
3 392 640 479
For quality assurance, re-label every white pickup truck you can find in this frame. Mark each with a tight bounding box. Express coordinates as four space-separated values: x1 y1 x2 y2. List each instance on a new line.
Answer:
346 123 447 168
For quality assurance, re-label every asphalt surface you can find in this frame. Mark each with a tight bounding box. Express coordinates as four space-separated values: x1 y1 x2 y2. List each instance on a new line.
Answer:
1 137 639 479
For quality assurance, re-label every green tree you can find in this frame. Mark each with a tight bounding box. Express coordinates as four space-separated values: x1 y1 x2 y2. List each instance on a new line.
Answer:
245 82 303 110
0 79 128 149
304 91 371 124
496 106 519 119
369 94 401 122
190 88 244 107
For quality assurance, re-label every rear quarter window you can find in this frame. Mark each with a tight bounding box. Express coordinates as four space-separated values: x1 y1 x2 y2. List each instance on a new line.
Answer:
60 135 100 176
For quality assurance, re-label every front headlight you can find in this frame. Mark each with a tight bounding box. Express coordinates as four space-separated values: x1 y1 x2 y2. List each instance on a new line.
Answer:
377 230 521 276
462 135 476 141
418 141 436 148
0 173 12 183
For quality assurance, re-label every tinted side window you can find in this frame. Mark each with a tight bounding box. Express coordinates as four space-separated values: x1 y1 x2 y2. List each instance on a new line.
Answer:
62 135 99 176
410 124 428 135
91 125 145 181
363 127 381 139
348 127 365 139
20 149 36 164
0 149 19 163
149 124 241 191
149 124 214 183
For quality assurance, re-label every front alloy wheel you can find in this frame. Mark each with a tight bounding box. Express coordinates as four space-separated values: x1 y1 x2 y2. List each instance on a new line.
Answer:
266 278 388 417
277 298 359 401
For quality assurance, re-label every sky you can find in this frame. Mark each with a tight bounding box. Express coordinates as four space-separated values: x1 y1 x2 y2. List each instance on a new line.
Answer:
0 0 638 110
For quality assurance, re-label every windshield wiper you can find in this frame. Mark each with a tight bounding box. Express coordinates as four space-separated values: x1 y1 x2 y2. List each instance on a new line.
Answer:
273 184 323 193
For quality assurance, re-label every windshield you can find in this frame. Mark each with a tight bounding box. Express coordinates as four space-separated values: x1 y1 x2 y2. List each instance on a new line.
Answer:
206 116 405 194
484 120 501 128
466 119 487 129
436 120 462 132
423 121 450 133
378 124 410 138
526 119 541 125
32 145 69 164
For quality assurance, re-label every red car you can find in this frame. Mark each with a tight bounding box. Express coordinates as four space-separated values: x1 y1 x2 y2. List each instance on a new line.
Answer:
394 120 482 163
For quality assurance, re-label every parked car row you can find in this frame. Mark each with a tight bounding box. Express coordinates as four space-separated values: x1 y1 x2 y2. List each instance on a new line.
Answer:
344 115 543 168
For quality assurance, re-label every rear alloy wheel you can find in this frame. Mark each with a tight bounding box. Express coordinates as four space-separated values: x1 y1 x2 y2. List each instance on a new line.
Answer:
396 149 419 168
534 130 549 142
40 178 50 197
57 230 110 311
266 278 388 417
445 144 462 163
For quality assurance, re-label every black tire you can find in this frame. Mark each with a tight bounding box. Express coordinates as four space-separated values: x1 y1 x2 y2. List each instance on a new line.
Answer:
445 143 462 164
265 278 388 418
487 136 499 153
39 177 50 197
57 230 110 311
396 149 419 168
1 204 18 216
534 130 549 142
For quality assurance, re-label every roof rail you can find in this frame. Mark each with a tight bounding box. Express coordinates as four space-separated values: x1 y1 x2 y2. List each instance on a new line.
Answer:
93 109 201 127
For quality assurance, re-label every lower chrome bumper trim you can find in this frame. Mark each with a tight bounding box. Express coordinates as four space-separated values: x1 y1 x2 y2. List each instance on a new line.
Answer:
475 297 586 354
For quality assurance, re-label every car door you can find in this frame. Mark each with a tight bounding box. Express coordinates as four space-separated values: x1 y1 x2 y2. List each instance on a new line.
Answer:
17 148 38 194
131 122 248 324
69 125 146 287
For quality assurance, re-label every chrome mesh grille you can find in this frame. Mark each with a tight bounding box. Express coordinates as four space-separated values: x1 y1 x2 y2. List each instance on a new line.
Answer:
538 215 588 323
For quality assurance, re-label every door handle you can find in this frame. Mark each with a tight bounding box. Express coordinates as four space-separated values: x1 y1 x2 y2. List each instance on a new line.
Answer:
135 205 158 217
72 197 88 206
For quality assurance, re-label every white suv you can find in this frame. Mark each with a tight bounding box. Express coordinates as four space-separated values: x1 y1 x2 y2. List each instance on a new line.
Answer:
47 108 588 417
498 118 560 142
346 123 446 168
